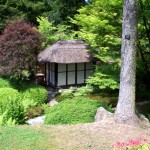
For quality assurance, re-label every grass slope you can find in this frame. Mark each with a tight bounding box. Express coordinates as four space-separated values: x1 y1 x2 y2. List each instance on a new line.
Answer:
0 126 53 150
0 122 150 150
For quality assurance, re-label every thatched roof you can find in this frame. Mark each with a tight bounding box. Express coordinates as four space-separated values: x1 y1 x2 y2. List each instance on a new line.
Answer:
38 40 92 63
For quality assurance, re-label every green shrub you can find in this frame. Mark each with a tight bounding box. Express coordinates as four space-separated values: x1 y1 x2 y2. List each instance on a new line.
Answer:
0 78 12 88
85 93 118 106
55 91 74 102
55 86 118 106
55 86 93 102
74 85 93 97
0 111 16 126
0 88 20 101
0 77 32 90
22 85 48 105
0 88 25 124
44 97 112 125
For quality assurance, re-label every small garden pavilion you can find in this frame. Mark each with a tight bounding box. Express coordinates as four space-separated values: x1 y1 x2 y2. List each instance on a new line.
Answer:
38 40 93 88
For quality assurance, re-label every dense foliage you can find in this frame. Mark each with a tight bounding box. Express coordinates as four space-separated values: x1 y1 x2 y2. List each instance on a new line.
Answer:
0 0 150 93
0 0 51 32
45 0 86 26
0 78 48 124
22 85 48 107
0 78 12 88
0 0 149 127
136 0 150 95
45 97 112 125
55 86 118 106
71 0 122 90
71 0 150 94
0 88 25 124
0 21 42 78
37 17 73 47
55 86 93 102
0 0 149 93
0 88 20 102
0 78 48 107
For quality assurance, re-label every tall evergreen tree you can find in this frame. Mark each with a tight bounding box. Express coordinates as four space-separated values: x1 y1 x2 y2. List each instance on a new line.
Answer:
46 0 86 26
0 0 51 32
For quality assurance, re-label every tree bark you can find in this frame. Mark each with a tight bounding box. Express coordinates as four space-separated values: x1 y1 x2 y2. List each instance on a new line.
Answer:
115 0 139 126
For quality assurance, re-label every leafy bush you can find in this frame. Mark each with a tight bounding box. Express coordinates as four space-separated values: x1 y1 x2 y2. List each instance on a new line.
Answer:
0 88 25 124
0 88 20 101
37 17 73 47
87 71 119 91
44 97 112 125
73 85 93 97
22 85 48 106
0 78 12 88
0 79 48 122
112 138 150 150
55 86 93 102
55 90 74 102
0 111 16 126
0 77 34 91
55 86 118 106
86 92 118 106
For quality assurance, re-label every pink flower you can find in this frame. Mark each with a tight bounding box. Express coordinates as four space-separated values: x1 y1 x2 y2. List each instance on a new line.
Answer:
112 138 150 150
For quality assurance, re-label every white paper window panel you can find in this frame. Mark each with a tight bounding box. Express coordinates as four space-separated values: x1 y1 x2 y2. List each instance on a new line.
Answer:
68 72 75 85
58 64 66 72
86 70 93 79
49 71 55 85
68 64 75 71
77 63 84 70
50 63 55 71
86 62 93 69
77 71 84 84
58 72 66 86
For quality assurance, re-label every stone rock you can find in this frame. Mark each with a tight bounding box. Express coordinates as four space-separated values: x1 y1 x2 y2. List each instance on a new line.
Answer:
95 107 113 122
49 99 58 106
26 116 45 125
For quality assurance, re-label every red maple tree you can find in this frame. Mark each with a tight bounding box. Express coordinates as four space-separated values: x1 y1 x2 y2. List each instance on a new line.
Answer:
0 21 42 79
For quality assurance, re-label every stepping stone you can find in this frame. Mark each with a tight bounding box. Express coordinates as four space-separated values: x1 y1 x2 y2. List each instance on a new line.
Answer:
26 116 45 125
49 99 58 106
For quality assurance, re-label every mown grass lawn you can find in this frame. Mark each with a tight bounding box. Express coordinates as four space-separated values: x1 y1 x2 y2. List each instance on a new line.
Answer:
0 122 150 150
0 126 55 150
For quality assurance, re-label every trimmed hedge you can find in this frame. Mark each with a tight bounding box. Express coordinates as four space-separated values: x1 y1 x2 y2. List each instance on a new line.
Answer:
0 88 20 101
0 78 48 123
22 85 48 105
44 97 112 125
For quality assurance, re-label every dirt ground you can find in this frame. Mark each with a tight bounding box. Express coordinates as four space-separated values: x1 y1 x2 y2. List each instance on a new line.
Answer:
41 119 150 150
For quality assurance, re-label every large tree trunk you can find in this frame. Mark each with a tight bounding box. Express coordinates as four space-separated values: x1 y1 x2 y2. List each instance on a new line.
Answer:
115 0 139 126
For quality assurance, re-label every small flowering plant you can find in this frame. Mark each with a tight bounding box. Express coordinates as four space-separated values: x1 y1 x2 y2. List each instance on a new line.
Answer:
112 138 150 150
